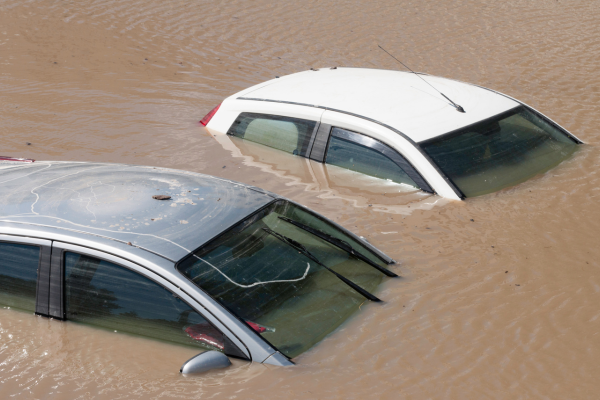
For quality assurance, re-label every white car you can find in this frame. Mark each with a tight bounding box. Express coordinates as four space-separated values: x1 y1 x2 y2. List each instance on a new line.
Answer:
201 68 582 200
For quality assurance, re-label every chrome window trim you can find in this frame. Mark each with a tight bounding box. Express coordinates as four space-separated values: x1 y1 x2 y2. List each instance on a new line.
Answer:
0 235 52 247
328 127 434 193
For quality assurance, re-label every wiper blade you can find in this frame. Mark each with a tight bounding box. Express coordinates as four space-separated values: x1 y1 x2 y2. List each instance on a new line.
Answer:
262 228 381 302
278 216 397 277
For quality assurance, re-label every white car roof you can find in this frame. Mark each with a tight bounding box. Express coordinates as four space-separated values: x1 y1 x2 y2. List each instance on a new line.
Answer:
238 68 519 143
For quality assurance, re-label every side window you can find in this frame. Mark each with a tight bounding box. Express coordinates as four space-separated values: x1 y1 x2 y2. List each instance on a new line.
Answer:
0 241 40 312
325 128 425 189
227 113 317 156
64 252 243 356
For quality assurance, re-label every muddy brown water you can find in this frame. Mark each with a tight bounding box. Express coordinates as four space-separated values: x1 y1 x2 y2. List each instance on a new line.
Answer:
2 0 600 398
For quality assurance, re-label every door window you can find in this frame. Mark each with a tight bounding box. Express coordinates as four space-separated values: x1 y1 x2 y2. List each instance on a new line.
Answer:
325 128 426 189
227 113 317 156
64 252 234 353
0 242 40 312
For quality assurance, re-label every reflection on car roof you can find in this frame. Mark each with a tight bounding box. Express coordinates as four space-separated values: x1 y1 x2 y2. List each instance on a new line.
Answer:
0 162 276 261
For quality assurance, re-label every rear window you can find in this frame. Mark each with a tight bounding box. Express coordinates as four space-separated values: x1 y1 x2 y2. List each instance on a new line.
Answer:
227 113 317 156
421 106 579 197
177 200 387 359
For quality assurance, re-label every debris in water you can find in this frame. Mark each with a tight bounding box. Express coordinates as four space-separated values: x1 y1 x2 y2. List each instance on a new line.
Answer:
505 271 508 273
26 142 31 145
127 242 132 246
152 195 171 200
470 219 474 222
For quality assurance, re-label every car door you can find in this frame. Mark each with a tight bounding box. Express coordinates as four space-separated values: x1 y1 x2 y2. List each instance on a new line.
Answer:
317 109 462 199
307 119 432 192
323 127 434 191
48 241 249 360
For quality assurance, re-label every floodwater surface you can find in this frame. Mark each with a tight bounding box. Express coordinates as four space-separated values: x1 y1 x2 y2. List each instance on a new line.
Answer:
1 0 600 398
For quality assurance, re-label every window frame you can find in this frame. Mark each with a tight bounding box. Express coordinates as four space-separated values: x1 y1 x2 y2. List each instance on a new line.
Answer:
52 241 251 360
0 235 51 315
324 127 434 193
226 112 320 157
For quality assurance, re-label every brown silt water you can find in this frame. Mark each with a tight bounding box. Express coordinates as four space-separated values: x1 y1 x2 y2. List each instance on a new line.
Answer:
1 0 600 398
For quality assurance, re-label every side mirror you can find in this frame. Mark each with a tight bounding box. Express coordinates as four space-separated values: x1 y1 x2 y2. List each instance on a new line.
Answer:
180 351 231 374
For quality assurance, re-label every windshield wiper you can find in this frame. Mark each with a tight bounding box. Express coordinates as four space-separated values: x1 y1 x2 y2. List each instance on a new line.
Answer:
262 228 381 302
278 216 397 277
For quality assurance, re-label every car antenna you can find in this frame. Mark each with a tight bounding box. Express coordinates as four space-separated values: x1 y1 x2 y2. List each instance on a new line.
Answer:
378 45 465 113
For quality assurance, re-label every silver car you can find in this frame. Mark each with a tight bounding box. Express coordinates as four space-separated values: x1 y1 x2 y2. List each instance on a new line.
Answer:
0 161 396 372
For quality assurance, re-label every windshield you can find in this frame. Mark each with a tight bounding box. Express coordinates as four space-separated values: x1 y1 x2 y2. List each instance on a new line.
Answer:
176 200 388 359
420 106 579 197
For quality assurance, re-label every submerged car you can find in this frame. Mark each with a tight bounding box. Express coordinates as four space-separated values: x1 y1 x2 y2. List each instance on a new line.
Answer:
0 161 396 371
200 67 583 199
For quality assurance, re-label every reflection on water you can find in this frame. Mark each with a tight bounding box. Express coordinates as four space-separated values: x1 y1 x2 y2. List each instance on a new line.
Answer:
1 0 600 398
213 132 445 214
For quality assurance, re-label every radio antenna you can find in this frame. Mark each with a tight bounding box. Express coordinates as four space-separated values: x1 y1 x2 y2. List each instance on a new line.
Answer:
378 45 465 113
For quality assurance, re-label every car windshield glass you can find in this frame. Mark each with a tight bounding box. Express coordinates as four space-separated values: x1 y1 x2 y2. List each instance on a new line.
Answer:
177 200 387 359
421 106 579 197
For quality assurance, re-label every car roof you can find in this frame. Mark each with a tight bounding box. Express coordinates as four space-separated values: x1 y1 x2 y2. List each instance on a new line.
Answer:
0 161 277 261
237 67 519 143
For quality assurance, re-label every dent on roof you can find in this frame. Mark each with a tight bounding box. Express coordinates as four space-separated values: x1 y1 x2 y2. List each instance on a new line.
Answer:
0 162 275 261
240 68 519 142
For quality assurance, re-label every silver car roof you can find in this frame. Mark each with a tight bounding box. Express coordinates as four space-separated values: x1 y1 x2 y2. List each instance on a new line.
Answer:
0 161 278 261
